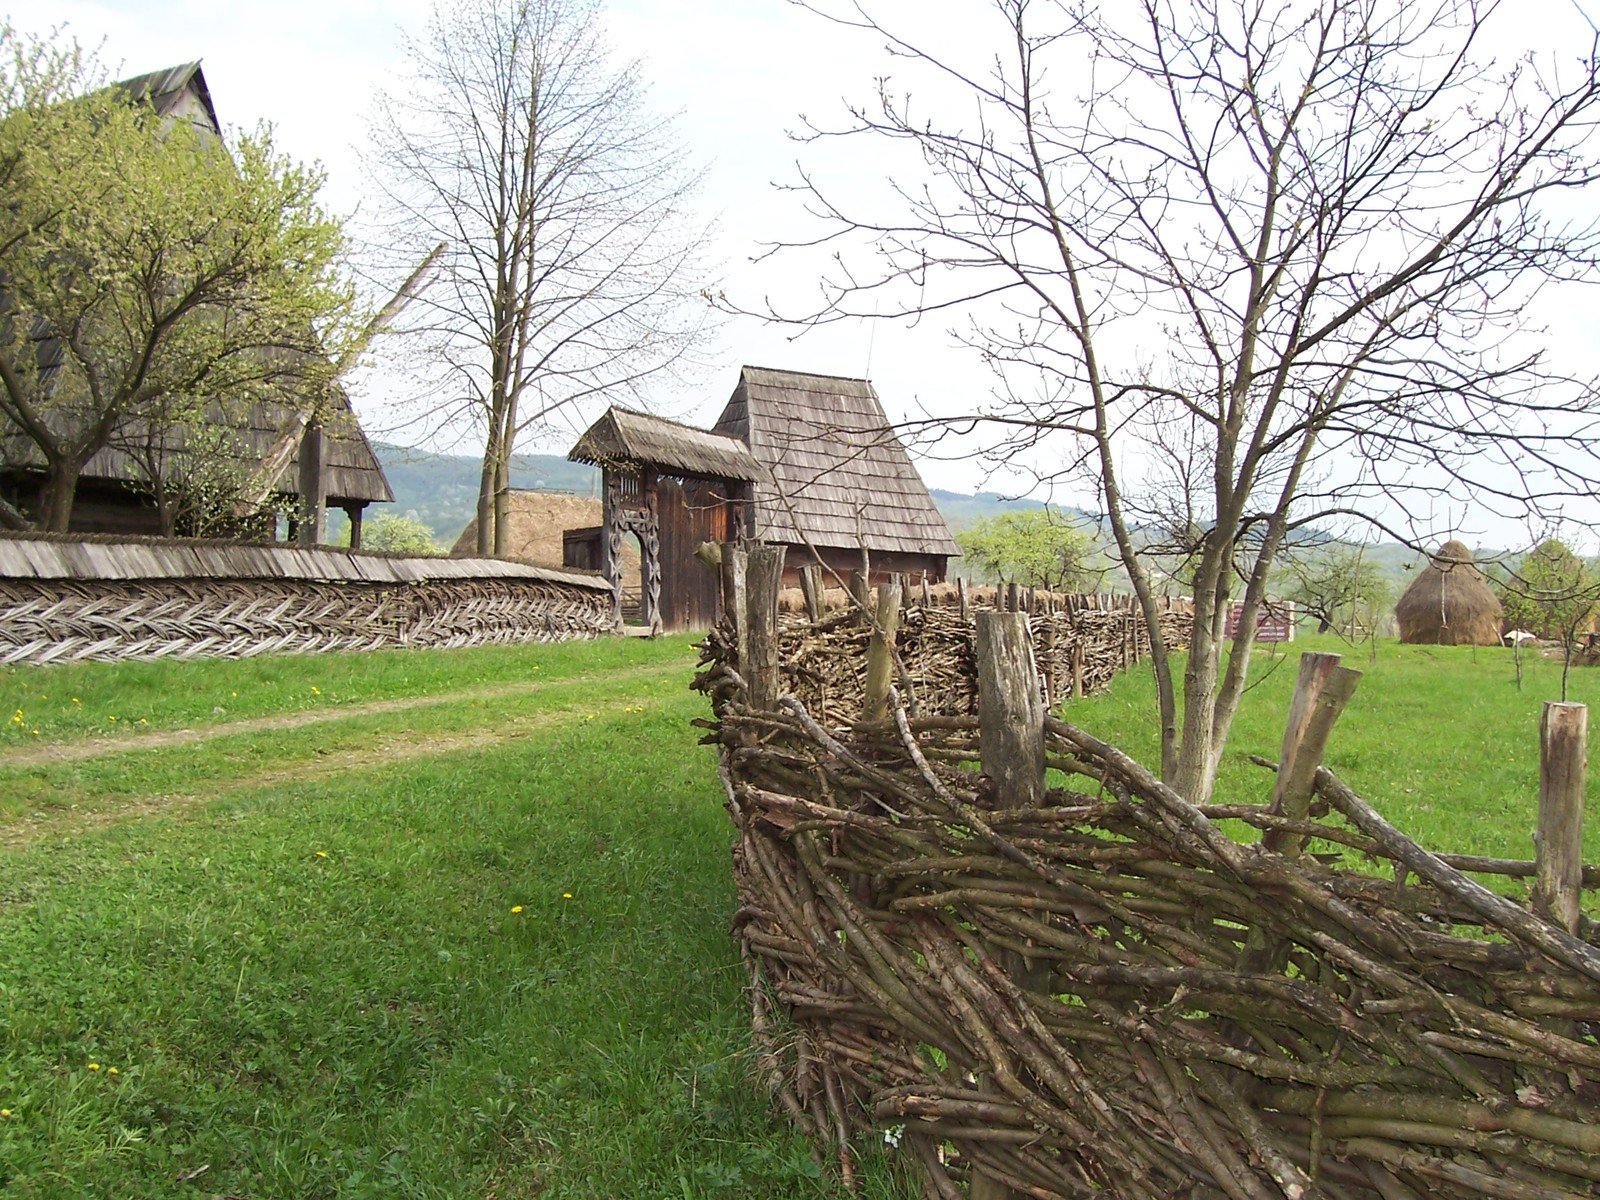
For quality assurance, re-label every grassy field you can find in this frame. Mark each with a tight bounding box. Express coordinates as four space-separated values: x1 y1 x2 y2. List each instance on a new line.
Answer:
0 637 913 1200
1 631 1593 1197
1069 633 1600 871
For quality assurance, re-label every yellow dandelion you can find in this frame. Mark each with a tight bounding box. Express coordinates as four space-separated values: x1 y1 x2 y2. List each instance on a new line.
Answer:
0 1108 10 1117
311 686 322 696
106 1067 118 1076
510 905 523 914
108 715 117 723
87 1062 100 1071
314 850 328 859
9 709 21 724
562 892 573 900
71 697 81 705
231 691 237 698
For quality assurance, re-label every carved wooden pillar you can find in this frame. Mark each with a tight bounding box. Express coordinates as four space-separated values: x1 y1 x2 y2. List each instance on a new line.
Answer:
601 468 624 628
640 469 663 633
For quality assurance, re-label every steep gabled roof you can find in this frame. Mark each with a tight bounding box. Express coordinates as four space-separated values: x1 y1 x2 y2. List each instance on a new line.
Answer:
569 406 761 482
116 62 221 133
713 366 959 557
0 61 391 509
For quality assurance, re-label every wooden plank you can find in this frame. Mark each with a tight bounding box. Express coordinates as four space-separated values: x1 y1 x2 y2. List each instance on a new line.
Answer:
1534 702 1587 933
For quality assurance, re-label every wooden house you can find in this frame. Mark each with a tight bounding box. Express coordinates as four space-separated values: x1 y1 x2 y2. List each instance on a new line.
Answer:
0 63 392 542
567 366 959 630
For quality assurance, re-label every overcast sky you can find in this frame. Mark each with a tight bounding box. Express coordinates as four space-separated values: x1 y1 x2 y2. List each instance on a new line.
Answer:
23 0 1600 545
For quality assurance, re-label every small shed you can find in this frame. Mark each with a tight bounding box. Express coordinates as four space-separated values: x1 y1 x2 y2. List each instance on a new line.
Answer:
567 366 959 631
1394 540 1504 646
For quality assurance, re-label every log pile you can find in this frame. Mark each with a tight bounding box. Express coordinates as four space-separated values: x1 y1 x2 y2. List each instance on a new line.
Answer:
695 599 1600 1199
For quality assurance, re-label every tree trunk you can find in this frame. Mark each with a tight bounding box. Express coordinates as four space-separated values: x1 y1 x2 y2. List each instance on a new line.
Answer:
493 450 510 557
39 459 82 533
475 423 498 556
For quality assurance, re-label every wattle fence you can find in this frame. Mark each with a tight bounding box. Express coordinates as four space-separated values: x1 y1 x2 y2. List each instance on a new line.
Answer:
0 533 612 665
696 545 1600 1200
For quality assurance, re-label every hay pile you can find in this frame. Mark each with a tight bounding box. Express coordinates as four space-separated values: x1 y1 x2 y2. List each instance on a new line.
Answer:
1394 540 1503 645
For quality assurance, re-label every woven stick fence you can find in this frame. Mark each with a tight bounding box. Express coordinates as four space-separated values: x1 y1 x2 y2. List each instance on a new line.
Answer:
780 599 1191 726
0 576 612 666
696 548 1600 1200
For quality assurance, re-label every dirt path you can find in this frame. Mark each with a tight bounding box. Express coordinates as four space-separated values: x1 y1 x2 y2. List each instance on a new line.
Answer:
2 690 662 850
0 660 684 772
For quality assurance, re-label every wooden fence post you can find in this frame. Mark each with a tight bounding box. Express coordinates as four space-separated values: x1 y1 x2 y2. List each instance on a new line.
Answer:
973 611 1044 1200
1534 702 1586 933
719 542 748 673
862 580 904 724
957 577 970 621
977 611 1044 809
798 563 825 623
745 545 785 712
849 569 871 625
1264 651 1363 857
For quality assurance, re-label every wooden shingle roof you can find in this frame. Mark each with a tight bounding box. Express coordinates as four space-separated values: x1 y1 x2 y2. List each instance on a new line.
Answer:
1 62 392 509
569 406 761 482
714 367 959 558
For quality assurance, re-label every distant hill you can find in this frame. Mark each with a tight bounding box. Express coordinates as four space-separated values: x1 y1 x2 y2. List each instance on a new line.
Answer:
362 444 1435 586
368 443 1086 547
369 441 599 545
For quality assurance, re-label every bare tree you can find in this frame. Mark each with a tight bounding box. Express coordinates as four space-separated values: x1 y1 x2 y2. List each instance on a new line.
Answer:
367 0 714 556
765 0 1600 800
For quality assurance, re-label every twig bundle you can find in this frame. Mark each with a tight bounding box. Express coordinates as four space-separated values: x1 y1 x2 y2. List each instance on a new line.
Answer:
695 616 1600 1200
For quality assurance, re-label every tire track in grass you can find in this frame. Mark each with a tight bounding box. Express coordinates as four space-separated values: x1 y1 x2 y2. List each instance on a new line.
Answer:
2 687 684 850
0 660 684 770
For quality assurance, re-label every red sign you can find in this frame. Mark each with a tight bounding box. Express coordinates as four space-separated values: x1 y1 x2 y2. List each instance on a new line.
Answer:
1226 600 1295 643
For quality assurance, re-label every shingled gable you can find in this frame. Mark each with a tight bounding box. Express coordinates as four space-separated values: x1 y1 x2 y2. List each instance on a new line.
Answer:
569 406 761 482
1 62 393 520
713 366 959 558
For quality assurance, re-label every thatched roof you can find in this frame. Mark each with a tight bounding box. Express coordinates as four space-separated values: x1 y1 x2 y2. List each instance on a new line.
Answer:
713 366 959 558
450 489 642 574
569 407 760 482
1394 540 1504 646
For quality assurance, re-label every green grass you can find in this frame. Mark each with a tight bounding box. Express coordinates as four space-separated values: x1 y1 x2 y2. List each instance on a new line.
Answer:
0 638 914 1200
0 636 669 747
1066 634 1600 868
5 631 1593 1197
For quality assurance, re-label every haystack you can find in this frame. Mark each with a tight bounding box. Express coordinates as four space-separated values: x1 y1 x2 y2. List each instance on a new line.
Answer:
451 489 640 575
1394 540 1503 645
